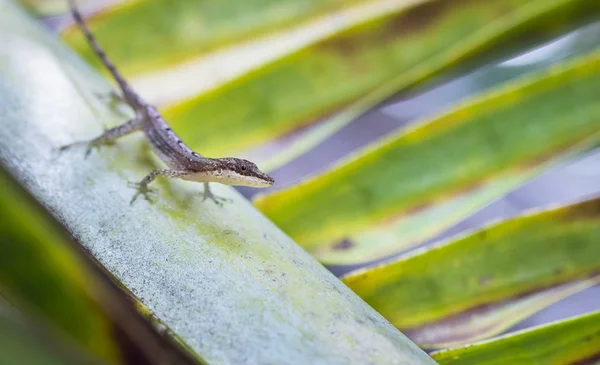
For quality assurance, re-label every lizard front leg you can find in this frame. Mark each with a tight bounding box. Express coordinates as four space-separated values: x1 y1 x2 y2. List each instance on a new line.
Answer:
202 182 231 206
129 169 189 204
60 117 141 158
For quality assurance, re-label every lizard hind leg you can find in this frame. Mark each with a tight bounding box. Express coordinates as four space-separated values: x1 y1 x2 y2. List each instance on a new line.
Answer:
59 117 141 158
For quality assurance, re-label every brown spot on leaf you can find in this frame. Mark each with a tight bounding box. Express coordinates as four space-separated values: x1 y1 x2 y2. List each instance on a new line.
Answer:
318 0 461 57
333 238 354 251
515 135 595 173
478 229 488 240
452 179 486 198
376 201 434 230
517 151 557 171
570 352 600 365
405 201 433 217
560 197 600 222
384 0 454 35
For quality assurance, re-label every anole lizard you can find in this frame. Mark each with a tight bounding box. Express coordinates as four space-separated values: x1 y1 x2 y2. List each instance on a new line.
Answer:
62 0 274 205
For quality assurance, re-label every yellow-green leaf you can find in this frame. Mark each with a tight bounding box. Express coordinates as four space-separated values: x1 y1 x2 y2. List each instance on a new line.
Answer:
0 169 119 362
405 277 600 348
431 311 600 364
254 50 600 264
256 19 600 173
61 0 389 76
162 0 600 163
0 314 101 365
342 196 600 347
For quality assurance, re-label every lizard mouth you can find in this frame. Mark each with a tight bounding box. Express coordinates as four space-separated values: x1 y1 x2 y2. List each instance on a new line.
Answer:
243 175 274 188
196 170 274 188
238 169 274 188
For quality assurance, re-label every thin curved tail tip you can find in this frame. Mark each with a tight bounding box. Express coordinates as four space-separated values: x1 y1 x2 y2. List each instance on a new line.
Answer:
67 0 77 13
64 0 141 108
67 0 84 24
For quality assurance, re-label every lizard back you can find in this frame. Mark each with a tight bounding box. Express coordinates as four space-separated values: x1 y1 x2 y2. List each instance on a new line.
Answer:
141 105 206 170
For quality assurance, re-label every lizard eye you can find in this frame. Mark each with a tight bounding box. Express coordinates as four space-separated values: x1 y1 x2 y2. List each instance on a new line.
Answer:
241 166 247 171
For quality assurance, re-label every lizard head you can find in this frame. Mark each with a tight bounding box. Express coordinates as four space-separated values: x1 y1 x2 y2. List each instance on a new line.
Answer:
211 158 275 188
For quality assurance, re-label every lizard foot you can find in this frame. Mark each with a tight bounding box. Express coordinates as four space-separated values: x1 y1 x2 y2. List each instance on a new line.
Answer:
58 138 109 159
128 181 158 205
84 140 104 158
202 188 231 207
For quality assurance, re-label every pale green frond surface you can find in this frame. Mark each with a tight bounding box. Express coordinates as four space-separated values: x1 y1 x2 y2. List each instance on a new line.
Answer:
0 1 435 364
342 196 600 346
161 0 600 164
254 50 600 265
431 311 600 365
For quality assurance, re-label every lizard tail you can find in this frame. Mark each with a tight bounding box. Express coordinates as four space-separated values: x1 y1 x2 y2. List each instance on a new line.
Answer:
67 0 141 108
